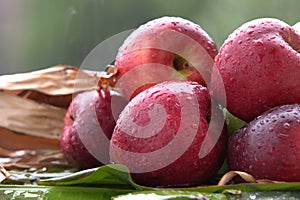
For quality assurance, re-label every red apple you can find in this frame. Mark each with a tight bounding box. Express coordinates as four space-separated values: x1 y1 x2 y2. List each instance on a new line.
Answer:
115 16 218 100
211 18 300 122
61 89 128 169
110 81 227 187
227 104 300 182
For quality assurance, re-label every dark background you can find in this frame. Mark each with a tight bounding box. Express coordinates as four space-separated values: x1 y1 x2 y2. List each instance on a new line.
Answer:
1 0 299 74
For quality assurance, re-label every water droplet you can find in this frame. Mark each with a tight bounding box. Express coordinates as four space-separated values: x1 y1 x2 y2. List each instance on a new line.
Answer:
257 142 263 149
238 40 243 44
280 115 286 119
254 39 263 46
227 39 233 45
191 124 198 129
241 65 249 75
148 102 154 109
258 54 264 63
279 44 285 49
229 77 235 83
131 127 137 135
247 30 254 35
224 53 231 61
249 194 256 200
283 122 291 129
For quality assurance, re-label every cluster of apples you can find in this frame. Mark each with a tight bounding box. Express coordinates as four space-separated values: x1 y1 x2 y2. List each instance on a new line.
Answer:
61 16 300 187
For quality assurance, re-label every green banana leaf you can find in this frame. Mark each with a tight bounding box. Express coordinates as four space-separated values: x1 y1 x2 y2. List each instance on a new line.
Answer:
113 189 300 200
2 162 300 199
0 185 134 200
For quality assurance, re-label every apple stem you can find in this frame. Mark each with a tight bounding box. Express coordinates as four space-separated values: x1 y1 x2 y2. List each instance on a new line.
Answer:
98 65 118 90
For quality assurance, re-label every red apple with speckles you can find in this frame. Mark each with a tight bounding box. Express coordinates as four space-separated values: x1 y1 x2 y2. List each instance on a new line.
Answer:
227 104 300 182
61 89 128 169
110 81 227 187
211 18 300 122
115 16 218 100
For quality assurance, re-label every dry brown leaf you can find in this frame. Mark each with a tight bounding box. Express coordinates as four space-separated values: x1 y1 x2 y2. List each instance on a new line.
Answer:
0 165 10 183
218 171 257 185
0 92 66 139
0 65 103 95
218 171 282 185
0 147 36 158
0 128 59 150
2 151 69 170
15 90 72 109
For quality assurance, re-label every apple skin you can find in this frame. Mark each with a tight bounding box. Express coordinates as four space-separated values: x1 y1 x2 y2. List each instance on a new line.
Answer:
110 81 227 187
115 16 218 100
211 18 300 122
227 104 300 182
61 89 128 169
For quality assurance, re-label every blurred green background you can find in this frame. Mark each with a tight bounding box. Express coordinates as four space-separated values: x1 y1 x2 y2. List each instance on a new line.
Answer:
1 0 300 75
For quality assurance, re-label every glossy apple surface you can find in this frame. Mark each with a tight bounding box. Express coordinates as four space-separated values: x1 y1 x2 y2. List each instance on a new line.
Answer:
115 16 218 100
227 104 300 182
211 18 300 122
61 89 127 169
110 81 227 187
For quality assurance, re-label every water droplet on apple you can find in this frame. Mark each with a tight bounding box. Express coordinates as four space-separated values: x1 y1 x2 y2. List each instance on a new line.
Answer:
283 122 291 129
280 115 286 119
191 124 198 129
238 40 243 44
257 142 263 149
224 53 231 61
229 77 235 83
254 39 263 46
241 65 249 75
258 54 264 63
131 127 137 135
148 102 154 109
247 30 254 35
